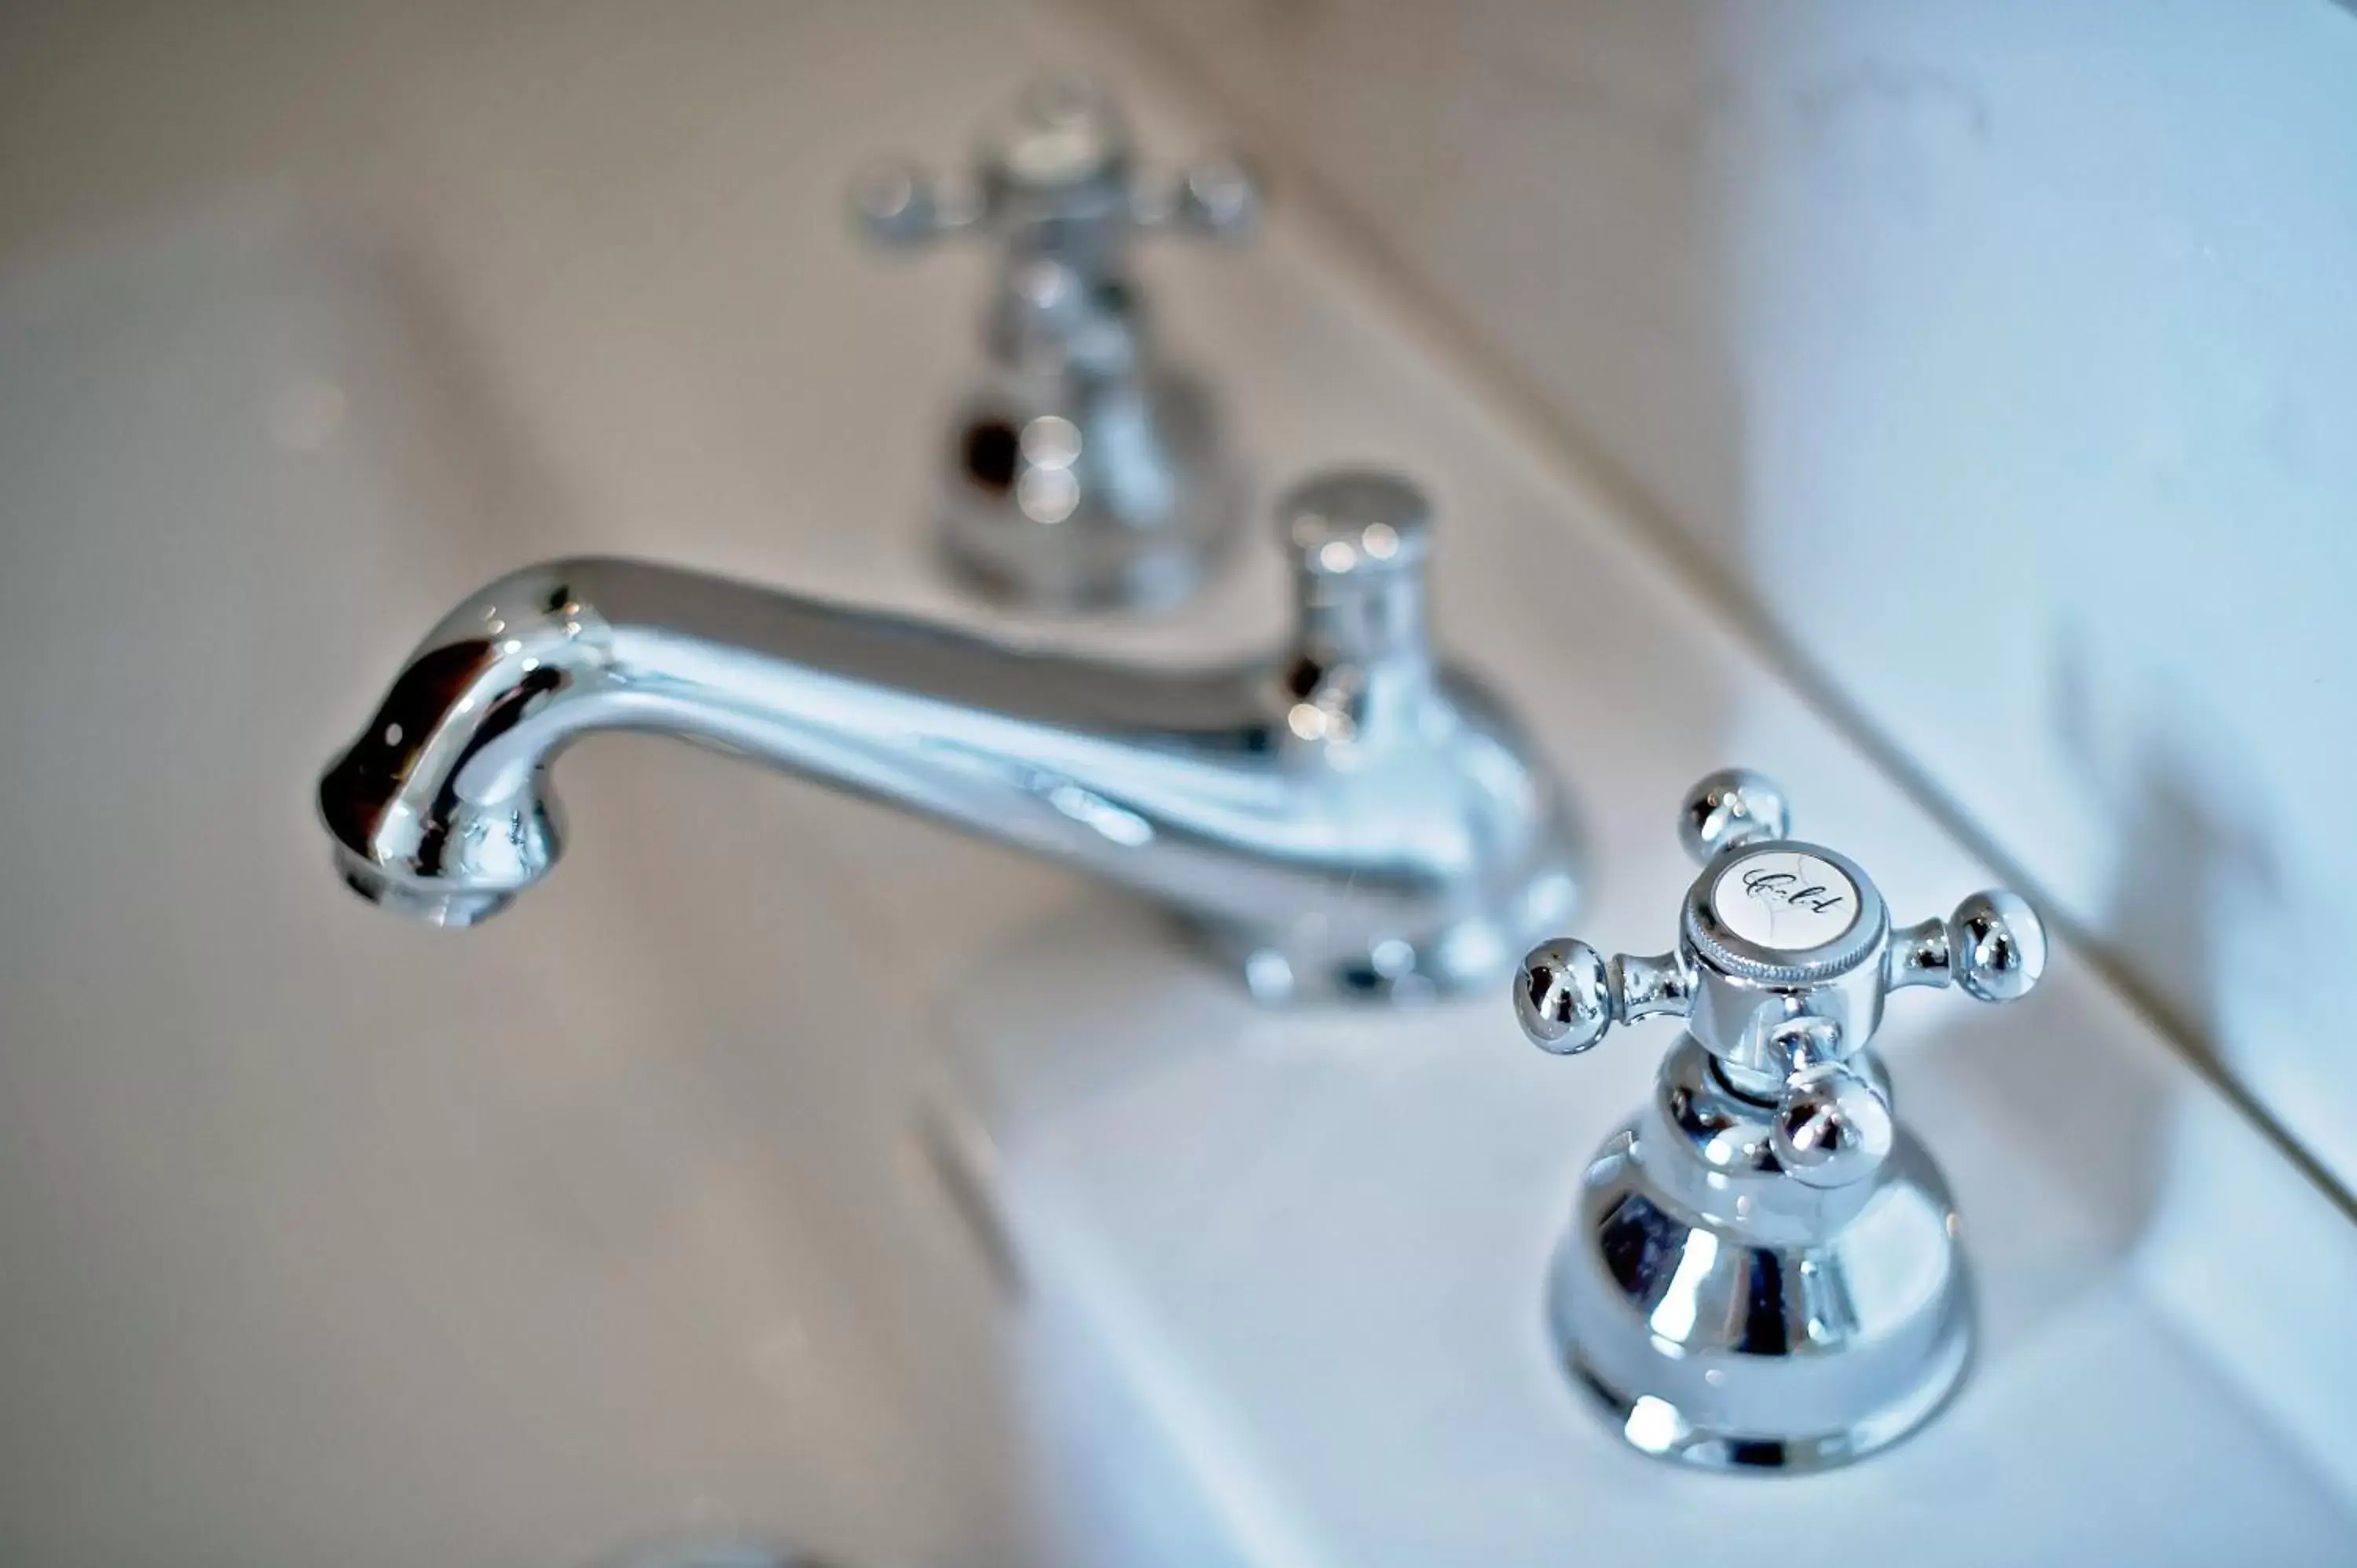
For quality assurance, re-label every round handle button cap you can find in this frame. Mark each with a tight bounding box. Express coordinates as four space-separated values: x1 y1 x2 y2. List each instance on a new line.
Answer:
1516 937 1612 1055
1952 888 2047 1002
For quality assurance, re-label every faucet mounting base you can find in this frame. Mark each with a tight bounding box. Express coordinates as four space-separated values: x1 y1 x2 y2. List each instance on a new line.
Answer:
1545 1109 1973 1471
1202 863 1581 1006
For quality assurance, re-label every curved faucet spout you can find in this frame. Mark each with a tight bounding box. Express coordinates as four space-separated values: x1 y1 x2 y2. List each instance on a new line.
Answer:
318 473 1582 1002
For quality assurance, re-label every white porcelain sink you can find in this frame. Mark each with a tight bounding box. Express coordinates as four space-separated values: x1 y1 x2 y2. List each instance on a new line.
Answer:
2 7 2353 1567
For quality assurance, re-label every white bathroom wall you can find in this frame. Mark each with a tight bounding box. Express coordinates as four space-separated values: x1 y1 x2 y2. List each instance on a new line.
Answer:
1106 0 2357 1193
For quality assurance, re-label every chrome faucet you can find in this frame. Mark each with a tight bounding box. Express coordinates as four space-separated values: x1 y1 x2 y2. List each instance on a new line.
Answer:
851 77 1259 614
319 471 1580 1003
1515 770 2046 1468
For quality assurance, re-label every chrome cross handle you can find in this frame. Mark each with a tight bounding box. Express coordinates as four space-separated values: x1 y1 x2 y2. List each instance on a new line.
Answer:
847 79 1261 614
1523 772 2047 1467
851 76 1260 266
1515 768 2046 1187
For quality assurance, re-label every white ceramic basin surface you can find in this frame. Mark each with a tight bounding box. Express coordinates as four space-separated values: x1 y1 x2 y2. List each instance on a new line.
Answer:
0 155 1030 1568
1 6 2352 1568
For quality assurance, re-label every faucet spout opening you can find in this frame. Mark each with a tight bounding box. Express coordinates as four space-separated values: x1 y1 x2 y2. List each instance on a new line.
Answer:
333 847 519 927
318 576 578 925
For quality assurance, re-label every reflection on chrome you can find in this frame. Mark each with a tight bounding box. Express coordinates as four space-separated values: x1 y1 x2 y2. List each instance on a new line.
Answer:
319 470 1581 1003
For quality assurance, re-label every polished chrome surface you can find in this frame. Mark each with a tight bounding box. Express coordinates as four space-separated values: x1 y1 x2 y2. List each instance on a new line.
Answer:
1515 769 2045 1470
852 78 1259 614
321 470 1579 1002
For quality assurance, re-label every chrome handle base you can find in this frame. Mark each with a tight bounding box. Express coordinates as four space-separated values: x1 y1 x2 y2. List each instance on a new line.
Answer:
1516 770 2044 1470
